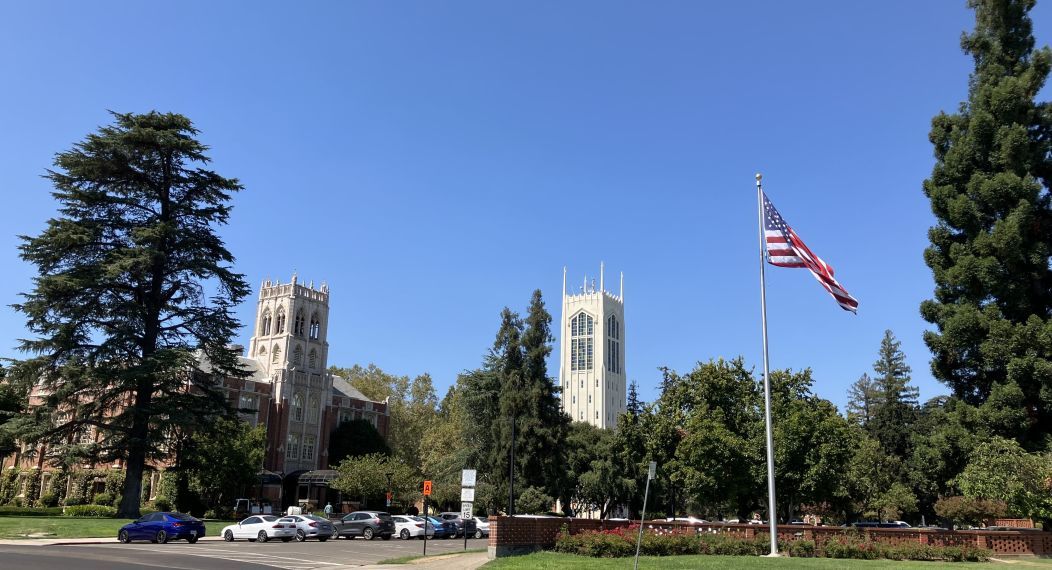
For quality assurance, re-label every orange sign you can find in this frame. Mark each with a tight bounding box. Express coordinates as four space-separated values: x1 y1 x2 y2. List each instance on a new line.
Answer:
423 480 432 496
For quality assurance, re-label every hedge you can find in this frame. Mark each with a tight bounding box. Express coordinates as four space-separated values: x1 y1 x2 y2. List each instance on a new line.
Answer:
553 526 991 562
63 504 118 518
0 506 64 517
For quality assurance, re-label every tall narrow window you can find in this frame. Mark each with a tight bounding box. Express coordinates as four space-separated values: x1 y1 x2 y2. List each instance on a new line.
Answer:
294 310 305 336
570 313 594 371
606 315 620 374
308 349 317 369
272 345 281 364
293 345 303 366
309 313 320 340
292 393 304 422
307 394 319 423
276 307 286 334
302 435 316 461
286 434 300 458
260 310 272 336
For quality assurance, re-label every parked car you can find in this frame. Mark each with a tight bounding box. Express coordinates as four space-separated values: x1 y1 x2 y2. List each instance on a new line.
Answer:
851 521 911 529
666 517 708 525
472 516 490 538
333 510 395 540
438 512 477 538
392 515 434 540
425 515 456 539
118 512 205 544
285 514 335 542
221 515 296 542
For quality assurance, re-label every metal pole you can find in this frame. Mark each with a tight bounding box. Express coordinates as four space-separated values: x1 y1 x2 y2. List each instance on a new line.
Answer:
633 476 651 570
422 496 428 557
508 417 515 517
756 172 779 556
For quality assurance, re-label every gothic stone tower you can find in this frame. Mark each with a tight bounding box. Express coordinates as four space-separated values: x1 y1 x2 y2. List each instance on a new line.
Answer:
248 275 331 473
559 264 625 429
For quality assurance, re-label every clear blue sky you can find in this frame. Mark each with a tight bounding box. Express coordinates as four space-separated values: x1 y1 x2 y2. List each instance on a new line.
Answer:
1 1 1050 410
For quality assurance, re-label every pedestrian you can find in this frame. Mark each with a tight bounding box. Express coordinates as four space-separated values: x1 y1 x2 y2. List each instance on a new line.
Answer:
324 502 333 517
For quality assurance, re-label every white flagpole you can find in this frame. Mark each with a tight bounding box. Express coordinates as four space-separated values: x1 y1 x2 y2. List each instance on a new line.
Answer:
756 173 779 556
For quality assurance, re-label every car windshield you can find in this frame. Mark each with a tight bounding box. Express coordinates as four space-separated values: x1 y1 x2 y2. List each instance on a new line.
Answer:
477 516 488 522
306 515 328 523
261 515 278 521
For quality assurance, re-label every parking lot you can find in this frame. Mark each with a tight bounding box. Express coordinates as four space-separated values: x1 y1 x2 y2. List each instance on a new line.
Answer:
0 536 482 570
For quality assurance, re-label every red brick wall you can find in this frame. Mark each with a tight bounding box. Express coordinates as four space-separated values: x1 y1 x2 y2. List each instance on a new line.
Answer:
488 517 1052 557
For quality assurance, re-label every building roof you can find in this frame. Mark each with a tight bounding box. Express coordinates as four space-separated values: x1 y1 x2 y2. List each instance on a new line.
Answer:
196 350 268 383
330 374 382 404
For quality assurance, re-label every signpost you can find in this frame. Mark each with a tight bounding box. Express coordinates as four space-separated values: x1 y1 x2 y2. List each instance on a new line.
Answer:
634 462 656 570
422 480 432 557
461 469 476 551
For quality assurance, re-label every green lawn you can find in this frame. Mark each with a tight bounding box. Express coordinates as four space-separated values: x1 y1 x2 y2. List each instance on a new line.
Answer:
481 552 997 569
0 516 133 539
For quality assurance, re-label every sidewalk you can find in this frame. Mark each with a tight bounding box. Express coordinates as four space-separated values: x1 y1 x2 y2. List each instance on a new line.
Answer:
355 551 489 569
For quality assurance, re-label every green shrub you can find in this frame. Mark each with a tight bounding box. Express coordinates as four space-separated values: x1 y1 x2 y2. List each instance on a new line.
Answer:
37 493 60 508
63 504 117 518
0 505 63 516
152 497 172 512
63 495 87 507
92 492 114 507
787 539 816 557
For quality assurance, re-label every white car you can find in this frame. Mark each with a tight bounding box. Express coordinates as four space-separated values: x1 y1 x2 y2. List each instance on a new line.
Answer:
666 517 708 525
221 515 297 542
392 515 435 539
472 516 490 538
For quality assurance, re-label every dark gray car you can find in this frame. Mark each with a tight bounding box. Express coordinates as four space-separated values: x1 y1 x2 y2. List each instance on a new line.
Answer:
334 510 395 540
437 512 476 538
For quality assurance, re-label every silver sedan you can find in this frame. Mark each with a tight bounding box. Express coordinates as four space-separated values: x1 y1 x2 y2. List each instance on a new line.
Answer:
285 514 336 542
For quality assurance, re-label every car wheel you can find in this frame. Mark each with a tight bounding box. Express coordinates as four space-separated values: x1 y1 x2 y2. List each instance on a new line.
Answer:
257 530 269 543
318 536 328 542
187 536 199 544
156 530 168 544
381 534 391 541
281 537 292 542
224 530 234 542
363 527 374 540
475 529 483 539
118 530 130 544
400 529 410 540
296 530 307 542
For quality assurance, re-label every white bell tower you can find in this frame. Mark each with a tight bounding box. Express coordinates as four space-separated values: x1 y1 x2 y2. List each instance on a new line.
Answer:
559 263 626 429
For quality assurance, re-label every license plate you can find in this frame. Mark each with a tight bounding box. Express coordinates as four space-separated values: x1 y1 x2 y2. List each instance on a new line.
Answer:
190 530 197 536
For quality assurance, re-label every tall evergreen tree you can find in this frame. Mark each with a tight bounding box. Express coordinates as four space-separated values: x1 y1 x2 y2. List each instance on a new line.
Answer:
845 373 879 427
869 330 919 458
921 0 1052 447
8 112 248 517
489 307 524 512
626 380 642 416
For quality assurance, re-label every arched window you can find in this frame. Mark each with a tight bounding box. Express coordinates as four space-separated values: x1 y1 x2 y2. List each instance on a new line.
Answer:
294 310 305 336
275 307 286 334
293 345 303 366
292 393 304 422
307 394 319 423
286 433 300 458
606 315 621 374
570 312 594 371
309 313 320 340
257 345 267 359
272 344 281 364
260 310 272 336
308 349 317 369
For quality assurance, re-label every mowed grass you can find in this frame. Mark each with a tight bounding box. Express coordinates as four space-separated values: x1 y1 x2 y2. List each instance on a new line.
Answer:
480 551 999 569
0 516 132 539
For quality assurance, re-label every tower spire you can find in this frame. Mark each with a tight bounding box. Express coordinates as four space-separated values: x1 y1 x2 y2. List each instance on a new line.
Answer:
600 261 605 293
620 271 624 299
562 266 567 296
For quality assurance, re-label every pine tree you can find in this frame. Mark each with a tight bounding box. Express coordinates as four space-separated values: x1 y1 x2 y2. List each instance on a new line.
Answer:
846 373 879 427
489 307 524 512
920 0 1052 446
626 380 642 416
9 112 248 517
868 330 919 458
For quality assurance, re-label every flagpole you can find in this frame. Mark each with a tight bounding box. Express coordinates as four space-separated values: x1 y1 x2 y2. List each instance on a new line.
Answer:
756 172 779 556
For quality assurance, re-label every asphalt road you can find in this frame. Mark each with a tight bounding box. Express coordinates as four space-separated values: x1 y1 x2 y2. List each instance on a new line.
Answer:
0 535 480 570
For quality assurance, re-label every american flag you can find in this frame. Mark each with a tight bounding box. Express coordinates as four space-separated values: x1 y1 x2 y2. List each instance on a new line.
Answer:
763 192 859 313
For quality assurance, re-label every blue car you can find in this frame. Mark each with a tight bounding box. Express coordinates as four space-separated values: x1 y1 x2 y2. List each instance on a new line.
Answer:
424 516 455 539
118 512 205 544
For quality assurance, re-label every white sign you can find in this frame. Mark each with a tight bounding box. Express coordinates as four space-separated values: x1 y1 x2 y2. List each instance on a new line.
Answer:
461 469 477 487
648 461 656 480
461 502 473 519
461 487 475 502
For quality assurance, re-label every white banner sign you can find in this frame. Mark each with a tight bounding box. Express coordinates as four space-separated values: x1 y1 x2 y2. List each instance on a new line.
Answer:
461 469 477 487
460 487 475 502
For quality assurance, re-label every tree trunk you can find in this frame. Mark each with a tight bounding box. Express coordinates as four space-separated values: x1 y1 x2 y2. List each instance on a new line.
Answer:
117 378 152 518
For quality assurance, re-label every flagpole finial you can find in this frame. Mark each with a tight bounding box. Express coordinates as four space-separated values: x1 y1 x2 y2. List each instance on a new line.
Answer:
755 172 762 183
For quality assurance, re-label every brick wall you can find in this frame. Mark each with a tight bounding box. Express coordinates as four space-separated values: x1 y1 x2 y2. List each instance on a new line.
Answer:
487 516 1052 558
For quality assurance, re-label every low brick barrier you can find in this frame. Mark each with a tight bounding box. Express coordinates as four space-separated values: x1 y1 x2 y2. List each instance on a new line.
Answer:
486 516 1052 559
